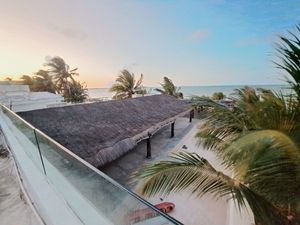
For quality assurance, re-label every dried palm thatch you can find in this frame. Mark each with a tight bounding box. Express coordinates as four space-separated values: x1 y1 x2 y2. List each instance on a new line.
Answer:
18 95 191 167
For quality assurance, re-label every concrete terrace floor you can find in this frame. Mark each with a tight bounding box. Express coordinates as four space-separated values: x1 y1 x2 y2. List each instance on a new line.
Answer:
100 117 195 188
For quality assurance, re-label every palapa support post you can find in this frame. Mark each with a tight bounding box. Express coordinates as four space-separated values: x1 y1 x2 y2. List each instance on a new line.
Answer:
171 122 175 138
146 132 152 159
189 109 194 123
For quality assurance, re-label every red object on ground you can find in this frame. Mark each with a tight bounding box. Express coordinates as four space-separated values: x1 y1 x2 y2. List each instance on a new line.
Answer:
126 202 175 224
155 202 175 213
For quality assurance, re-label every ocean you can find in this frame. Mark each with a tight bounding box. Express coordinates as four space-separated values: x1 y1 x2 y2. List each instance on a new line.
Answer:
87 84 290 99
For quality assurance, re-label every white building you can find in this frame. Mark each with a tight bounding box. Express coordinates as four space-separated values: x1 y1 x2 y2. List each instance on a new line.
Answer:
0 83 65 112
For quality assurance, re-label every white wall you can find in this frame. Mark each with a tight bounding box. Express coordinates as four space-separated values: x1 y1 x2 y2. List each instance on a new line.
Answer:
0 84 65 112
0 84 30 93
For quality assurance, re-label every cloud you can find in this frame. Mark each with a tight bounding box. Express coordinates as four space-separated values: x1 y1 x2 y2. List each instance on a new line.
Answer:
189 29 211 42
52 25 87 41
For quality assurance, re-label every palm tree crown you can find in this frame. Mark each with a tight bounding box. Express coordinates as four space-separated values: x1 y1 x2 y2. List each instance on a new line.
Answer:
20 75 34 86
155 76 183 99
63 80 88 103
110 69 145 99
20 71 56 93
32 70 56 93
45 56 78 94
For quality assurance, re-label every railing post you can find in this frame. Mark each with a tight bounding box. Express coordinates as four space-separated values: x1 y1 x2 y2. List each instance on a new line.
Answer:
189 109 194 123
146 132 152 159
171 122 175 138
33 129 47 176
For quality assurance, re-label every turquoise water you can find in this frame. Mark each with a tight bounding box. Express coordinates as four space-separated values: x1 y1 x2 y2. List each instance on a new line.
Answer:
88 84 290 99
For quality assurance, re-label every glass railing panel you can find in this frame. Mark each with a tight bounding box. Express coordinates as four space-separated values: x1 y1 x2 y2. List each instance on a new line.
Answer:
35 130 178 225
0 105 45 173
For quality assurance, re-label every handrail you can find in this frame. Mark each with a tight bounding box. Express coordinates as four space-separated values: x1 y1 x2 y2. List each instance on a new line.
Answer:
0 104 183 225
1 105 37 129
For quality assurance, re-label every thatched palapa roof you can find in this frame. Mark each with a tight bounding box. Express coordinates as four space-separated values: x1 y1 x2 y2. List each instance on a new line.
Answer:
18 95 191 167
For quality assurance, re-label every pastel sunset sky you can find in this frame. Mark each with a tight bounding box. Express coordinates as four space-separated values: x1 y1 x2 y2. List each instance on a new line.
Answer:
0 0 299 87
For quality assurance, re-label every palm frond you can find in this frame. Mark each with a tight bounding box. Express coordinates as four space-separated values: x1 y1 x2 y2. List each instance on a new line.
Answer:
154 88 166 94
275 25 300 100
196 106 255 152
221 130 300 207
132 152 288 225
134 74 144 90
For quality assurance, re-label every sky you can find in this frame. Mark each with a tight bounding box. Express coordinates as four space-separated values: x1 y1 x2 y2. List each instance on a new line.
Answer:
0 0 299 88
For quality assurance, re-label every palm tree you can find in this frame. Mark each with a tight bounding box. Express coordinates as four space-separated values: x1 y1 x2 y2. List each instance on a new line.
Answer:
20 72 56 93
32 70 56 93
63 80 88 103
275 25 300 101
110 69 145 99
132 26 300 225
45 56 78 94
155 77 183 99
20 75 34 86
4 77 12 81
134 88 300 225
211 91 225 100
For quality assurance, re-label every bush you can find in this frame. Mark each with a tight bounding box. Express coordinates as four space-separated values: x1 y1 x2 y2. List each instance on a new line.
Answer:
63 81 88 103
211 92 225 100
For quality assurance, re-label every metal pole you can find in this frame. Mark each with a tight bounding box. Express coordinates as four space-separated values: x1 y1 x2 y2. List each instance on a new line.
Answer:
189 110 194 123
146 133 152 158
171 122 175 138
33 129 47 176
